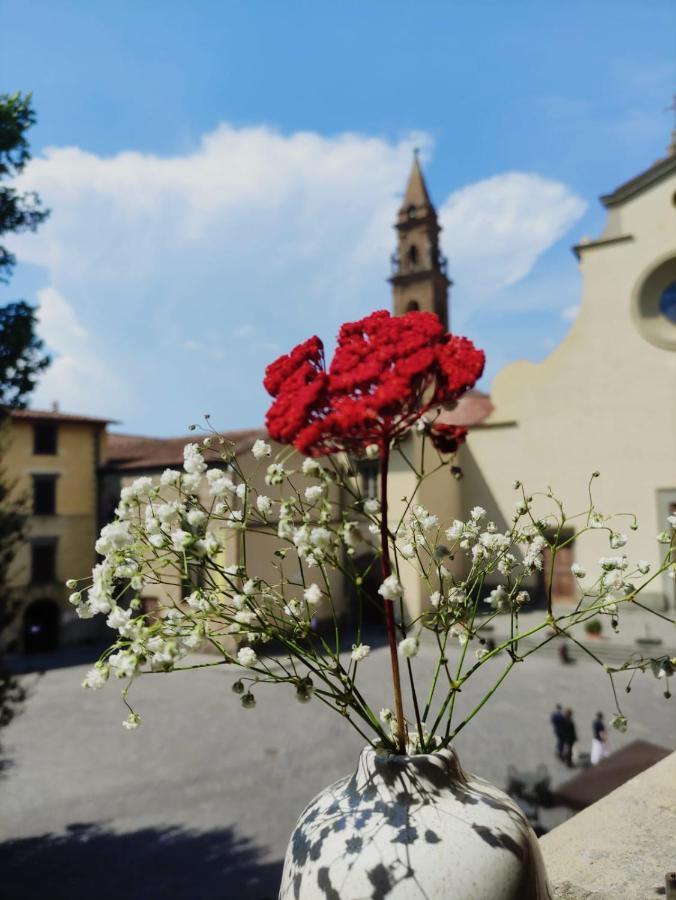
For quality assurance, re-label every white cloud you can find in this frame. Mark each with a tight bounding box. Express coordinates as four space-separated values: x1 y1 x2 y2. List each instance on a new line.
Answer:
32 286 129 418
439 172 586 296
8 125 585 431
561 304 580 320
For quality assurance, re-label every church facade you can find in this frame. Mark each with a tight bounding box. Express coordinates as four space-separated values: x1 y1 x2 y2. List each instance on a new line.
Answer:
395 145 676 611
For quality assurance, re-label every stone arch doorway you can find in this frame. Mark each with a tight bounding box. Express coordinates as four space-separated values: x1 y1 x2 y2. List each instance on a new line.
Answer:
23 599 60 653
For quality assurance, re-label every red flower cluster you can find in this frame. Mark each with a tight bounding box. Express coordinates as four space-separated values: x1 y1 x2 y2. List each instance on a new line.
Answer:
264 310 485 457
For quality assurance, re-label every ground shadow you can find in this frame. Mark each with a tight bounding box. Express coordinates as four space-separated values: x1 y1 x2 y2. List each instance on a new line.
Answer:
4 640 110 675
0 821 283 900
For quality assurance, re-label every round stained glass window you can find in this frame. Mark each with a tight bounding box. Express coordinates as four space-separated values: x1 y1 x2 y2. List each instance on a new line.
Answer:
660 281 676 324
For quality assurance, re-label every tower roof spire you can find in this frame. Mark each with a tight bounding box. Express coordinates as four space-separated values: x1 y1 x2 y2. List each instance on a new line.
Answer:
401 151 433 213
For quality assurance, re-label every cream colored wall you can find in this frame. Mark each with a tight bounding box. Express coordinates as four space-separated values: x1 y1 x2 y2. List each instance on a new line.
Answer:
388 433 464 620
462 169 676 607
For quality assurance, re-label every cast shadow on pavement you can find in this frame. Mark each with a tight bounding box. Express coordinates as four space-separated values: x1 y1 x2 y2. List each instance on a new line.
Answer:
0 821 283 900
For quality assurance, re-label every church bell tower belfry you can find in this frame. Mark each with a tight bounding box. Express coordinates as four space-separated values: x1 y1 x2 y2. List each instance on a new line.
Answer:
389 152 452 329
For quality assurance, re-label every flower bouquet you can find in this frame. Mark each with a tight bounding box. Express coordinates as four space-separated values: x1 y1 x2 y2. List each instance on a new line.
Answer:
70 310 675 899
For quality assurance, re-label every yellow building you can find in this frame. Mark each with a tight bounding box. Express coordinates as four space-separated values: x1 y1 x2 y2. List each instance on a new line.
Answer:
2 408 111 652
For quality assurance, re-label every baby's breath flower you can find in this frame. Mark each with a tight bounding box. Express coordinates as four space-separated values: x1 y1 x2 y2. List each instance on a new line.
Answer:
251 439 271 460
398 636 418 658
351 643 371 662
363 498 380 514
304 485 325 503
303 583 322 606
378 574 403 601
302 457 321 476
265 463 285 485
237 647 258 668
571 563 586 578
122 713 141 731
610 532 627 549
256 495 273 515
82 666 108 690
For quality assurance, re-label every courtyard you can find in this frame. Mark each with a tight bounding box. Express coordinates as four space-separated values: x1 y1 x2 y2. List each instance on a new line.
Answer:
1 632 673 900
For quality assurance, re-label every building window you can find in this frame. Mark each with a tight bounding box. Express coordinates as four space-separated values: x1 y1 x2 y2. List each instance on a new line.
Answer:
357 460 379 501
181 563 204 600
633 257 676 351
408 244 419 266
659 281 676 324
406 300 420 312
31 540 57 584
33 475 57 516
33 423 58 455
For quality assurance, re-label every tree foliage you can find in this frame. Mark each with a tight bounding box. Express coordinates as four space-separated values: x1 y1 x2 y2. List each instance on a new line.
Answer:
0 93 50 741
0 92 50 284
0 301 49 409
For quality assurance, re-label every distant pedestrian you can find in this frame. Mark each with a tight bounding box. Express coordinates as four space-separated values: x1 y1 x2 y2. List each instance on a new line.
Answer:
560 708 577 768
550 704 565 759
590 711 609 765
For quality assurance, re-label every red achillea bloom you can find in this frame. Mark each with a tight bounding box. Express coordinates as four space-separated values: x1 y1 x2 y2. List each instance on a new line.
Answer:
264 310 485 457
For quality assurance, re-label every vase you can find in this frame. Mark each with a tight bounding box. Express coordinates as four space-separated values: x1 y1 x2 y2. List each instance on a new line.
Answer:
279 745 551 899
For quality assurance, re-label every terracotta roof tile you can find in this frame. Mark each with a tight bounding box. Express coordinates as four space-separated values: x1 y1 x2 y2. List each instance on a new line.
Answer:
434 390 494 427
106 428 267 471
4 407 115 425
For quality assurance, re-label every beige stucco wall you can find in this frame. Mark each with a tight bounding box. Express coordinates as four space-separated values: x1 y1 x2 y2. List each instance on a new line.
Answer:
461 168 676 608
388 433 464 620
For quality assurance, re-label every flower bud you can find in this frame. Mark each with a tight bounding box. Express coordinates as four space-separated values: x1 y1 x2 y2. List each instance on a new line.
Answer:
232 679 245 695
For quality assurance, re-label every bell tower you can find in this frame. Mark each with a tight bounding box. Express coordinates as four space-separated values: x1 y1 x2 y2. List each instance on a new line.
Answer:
389 152 452 329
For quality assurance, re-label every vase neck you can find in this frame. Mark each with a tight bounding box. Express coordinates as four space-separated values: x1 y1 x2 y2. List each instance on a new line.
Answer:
353 745 469 794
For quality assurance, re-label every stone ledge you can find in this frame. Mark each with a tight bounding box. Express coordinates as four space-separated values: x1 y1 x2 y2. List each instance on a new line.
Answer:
540 751 676 899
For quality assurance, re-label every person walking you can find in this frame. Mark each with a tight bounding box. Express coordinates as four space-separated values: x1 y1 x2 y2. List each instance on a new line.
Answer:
550 704 566 760
590 711 609 765
561 708 577 768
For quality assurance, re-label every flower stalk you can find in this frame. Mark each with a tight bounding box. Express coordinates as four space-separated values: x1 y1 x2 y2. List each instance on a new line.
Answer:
378 438 406 753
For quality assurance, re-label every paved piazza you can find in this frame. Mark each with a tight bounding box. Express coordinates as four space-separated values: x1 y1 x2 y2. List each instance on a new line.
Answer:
1 636 674 899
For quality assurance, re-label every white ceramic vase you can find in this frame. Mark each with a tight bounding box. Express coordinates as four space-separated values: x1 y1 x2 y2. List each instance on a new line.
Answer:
279 746 551 900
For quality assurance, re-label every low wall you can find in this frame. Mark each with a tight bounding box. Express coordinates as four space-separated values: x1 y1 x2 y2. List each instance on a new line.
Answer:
540 751 676 899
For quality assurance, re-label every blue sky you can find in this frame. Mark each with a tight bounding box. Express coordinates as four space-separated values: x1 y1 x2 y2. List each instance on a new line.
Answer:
1 0 674 434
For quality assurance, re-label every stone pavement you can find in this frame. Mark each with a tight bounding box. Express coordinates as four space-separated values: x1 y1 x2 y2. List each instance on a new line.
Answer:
0 633 674 900
481 601 676 665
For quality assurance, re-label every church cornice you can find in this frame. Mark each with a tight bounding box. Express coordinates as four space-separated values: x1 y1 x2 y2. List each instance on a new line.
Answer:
572 233 634 260
600 152 676 208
